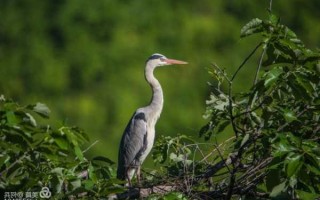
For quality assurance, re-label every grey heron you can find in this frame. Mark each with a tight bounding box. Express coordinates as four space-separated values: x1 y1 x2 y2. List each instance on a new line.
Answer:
117 53 188 186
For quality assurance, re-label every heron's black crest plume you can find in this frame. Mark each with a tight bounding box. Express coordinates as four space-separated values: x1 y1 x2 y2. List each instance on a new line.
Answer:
146 53 165 63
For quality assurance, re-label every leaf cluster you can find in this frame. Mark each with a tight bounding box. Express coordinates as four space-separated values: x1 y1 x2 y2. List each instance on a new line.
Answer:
200 13 320 200
0 97 120 199
152 13 320 200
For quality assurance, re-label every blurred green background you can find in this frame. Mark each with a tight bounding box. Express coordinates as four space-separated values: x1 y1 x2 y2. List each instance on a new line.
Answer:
1 0 319 164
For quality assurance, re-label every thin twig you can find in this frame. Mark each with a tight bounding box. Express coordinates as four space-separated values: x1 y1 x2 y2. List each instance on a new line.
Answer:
199 137 236 163
82 140 99 154
231 42 263 82
212 63 231 83
0 151 29 177
253 44 267 86
227 42 263 138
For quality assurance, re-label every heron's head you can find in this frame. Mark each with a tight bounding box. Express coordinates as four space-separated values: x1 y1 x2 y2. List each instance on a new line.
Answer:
146 53 188 68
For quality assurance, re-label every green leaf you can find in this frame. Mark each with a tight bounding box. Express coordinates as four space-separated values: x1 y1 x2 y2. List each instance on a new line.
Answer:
305 164 320 176
162 192 187 200
6 111 18 126
217 120 230 133
169 153 192 165
294 71 315 96
92 156 115 165
283 109 297 123
74 146 84 161
296 190 320 200
70 179 81 190
0 155 10 168
32 103 51 118
51 167 64 176
266 168 281 191
88 163 97 182
272 134 297 157
269 14 279 25
25 113 37 127
240 18 263 38
270 181 287 197
264 67 283 87
83 179 94 190
54 138 69 150
240 134 250 148
286 154 302 177
287 75 309 99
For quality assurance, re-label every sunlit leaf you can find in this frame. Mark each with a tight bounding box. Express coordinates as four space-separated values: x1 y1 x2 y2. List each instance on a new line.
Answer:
31 103 51 118
240 18 263 38
70 179 81 190
264 67 283 87
240 134 250 148
24 113 37 127
283 109 297 123
270 181 287 197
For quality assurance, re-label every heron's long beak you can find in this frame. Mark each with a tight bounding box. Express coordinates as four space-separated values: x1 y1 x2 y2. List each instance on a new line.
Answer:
165 58 188 65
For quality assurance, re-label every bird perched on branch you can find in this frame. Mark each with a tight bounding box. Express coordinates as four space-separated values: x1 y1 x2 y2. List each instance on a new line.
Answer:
117 53 188 186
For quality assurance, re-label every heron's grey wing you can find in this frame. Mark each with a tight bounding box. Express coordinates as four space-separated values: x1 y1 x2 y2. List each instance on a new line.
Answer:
117 112 147 179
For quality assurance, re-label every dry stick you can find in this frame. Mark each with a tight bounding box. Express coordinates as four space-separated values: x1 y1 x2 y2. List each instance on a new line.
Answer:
236 157 273 186
117 139 263 199
110 184 177 200
241 172 267 194
197 145 210 164
225 127 265 199
200 138 236 163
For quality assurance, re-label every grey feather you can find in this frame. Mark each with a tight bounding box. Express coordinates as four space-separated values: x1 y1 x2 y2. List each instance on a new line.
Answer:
117 112 148 180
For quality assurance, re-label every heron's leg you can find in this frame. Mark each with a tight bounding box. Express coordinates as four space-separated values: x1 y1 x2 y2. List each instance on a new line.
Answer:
136 166 141 185
126 169 132 187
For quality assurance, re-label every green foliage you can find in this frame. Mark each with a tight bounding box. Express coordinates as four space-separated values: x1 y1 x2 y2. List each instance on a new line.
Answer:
153 135 195 165
199 12 320 199
1 1 320 163
0 97 121 198
151 12 320 199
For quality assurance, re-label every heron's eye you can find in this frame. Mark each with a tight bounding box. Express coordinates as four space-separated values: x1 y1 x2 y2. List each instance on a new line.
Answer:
160 58 165 62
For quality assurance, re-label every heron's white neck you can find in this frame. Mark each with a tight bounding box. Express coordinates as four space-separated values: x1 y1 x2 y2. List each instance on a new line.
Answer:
145 64 163 118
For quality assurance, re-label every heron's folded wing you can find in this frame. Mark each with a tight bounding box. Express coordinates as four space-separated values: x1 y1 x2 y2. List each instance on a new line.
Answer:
120 112 147 167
